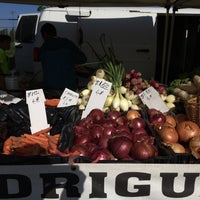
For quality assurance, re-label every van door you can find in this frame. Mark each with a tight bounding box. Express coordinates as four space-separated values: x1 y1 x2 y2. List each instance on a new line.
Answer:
78 12 157 80
15 13 40 73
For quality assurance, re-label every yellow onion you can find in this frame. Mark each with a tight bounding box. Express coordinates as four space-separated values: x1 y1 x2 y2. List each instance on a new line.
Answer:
189 135 200 159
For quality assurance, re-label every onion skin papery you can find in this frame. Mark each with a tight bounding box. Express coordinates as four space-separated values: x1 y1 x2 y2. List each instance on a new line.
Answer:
189 135 200 159
126 110 141 121
164 142 186 154
153 123 179 143
176 121 200 143
165 115 177 128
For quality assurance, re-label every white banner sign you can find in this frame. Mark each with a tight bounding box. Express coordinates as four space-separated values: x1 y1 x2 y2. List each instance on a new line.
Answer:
0 163 199 200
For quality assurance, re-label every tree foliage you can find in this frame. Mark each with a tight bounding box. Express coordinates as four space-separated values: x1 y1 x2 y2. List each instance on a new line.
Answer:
37 5 48 12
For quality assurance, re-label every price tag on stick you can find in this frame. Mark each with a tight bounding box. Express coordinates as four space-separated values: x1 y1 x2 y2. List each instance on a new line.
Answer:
81 78 112 119
139 86 169 113
26 89 49 134
57 88 79 108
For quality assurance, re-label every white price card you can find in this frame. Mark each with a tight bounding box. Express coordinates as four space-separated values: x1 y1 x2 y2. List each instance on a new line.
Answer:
139 86 169 113
81 78 112 119
57 88 79 107
26 89 49 134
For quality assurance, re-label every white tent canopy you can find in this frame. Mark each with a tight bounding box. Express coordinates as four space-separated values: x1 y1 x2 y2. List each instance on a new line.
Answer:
0 0 200 9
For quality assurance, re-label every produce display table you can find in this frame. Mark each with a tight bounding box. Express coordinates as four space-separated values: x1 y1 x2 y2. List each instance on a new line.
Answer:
0 91 200 200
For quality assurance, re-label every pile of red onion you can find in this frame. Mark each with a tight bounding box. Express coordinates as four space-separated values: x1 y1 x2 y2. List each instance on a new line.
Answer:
70 109 158 162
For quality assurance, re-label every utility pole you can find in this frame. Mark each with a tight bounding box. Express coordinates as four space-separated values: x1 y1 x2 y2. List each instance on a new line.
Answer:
10 10 16 41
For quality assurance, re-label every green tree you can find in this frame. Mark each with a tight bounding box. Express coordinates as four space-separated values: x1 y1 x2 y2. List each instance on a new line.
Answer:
37 5 48 12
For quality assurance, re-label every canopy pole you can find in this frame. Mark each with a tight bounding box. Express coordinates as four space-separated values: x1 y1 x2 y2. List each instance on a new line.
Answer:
161 5 170 83
165 6 177 84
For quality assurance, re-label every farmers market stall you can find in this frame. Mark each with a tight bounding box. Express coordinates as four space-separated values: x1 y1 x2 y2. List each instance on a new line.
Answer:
1 63 200 199
1 1 200 200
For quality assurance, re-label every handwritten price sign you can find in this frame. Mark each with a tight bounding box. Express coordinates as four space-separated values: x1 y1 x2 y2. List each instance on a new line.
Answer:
139 86 169 113
81 78 112 118
26 89 49 134
57 88 79 107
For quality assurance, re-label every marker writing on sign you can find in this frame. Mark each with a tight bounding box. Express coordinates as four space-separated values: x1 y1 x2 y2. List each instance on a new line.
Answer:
26 89 49 134
81 78 112 119
57 88 79 108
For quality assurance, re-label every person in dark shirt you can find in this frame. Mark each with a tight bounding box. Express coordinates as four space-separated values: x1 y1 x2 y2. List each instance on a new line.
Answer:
40 23 87 94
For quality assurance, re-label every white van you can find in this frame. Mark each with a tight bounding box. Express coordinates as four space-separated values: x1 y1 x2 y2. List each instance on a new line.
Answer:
14 6 158 88
14 6 200 87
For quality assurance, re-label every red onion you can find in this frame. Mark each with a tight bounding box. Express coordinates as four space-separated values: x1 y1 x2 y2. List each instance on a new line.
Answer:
91 148 113 162
131 141 158 160
98 134 112 148
131 127 148 136
70 144 90 158
116 130 132 140
120 155 134 160
116 125 131 134
131 128 148 143
78 116 93 129
157 85 166 94
88 108 105 123
102 119 117 128
73 133 92 145
109 136 132 159
103 126 116 136
107 110 121 120
129 117 146 129
148 108 161 117
132 133 151 143
83 143 98 155
116 115 128 126
150 113 166 125
90 125 103 141
150 80 159 88
73 125 89 137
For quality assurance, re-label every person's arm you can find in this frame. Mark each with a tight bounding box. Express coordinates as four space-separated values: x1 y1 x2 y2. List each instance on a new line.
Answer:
68 40 87 65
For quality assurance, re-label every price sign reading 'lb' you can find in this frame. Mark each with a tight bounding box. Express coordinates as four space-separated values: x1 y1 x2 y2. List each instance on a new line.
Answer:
26 89 49 134
81 78 112 119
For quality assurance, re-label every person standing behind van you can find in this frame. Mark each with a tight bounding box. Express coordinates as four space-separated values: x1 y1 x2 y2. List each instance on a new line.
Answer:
40 23 87 94
0 34 11 89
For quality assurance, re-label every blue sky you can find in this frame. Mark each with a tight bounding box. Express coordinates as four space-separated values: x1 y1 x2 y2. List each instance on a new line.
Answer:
0 3 39 30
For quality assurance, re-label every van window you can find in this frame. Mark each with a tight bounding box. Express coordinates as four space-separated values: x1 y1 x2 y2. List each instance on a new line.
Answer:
15 15 38 43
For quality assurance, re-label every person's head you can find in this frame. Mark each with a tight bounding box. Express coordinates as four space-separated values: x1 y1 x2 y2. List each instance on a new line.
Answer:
0 34 11 50
41 23 57 41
